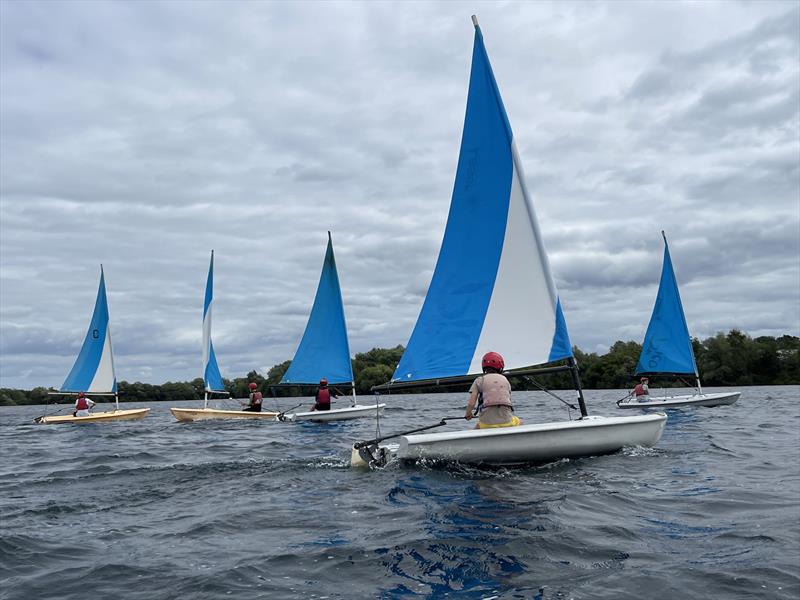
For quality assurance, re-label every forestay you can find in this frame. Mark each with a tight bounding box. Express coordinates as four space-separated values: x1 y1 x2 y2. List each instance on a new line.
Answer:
61 266 117 394
635 233 698 376
392 21 572 383
281 232 354 384
203 250 225 392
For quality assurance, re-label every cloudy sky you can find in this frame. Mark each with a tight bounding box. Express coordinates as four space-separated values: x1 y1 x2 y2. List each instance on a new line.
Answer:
1 1 798 389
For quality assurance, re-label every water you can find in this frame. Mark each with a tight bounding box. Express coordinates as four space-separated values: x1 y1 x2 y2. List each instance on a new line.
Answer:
1 386 798 599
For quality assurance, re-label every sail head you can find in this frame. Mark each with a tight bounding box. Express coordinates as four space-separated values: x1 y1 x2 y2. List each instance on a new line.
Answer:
392 22 572 383
635 235 698 376
61 266 117 393
280 233 354 384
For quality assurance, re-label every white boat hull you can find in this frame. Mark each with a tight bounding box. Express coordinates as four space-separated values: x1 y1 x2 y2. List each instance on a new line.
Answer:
617 391 740 409
284 403 386 422
389 414 667 466
37 408 150 424
170 408 279 422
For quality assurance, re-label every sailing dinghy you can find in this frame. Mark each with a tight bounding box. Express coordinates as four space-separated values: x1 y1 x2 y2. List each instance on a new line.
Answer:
352 16 665 466
275 233 384 422
170 251 279 422
617 233 740 410
38 266 149 424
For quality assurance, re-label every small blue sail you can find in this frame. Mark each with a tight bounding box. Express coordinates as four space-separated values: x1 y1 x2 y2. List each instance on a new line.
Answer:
392 19 572 383
281 233 354 384
203 251 226 392
636 233 698 375
61 266 117 393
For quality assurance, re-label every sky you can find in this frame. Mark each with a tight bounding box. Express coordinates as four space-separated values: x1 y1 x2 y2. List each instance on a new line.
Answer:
1 1 798 389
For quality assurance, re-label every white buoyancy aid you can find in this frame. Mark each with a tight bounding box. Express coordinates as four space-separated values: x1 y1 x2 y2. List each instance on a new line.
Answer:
474 373 512 410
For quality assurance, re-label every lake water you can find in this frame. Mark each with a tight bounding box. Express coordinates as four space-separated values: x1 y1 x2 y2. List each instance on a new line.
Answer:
1 386 798 599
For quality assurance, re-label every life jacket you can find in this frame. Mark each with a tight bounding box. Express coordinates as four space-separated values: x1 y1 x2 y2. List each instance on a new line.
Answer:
475 373 512 411
634 383 648 397
316 388 331 405
250 391 263 406
76 397 89 410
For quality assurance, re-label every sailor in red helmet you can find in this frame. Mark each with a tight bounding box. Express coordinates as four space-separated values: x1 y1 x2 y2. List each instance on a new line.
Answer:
465 352 522 429
242 382 263 412
73 391 95 417
633 377 650 402
310 378 337 411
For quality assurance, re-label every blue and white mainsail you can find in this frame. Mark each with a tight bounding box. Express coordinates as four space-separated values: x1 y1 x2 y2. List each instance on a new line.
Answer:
280 232 354 384
392 18 572 382
61 266 117 393
636 233 698 376
202 250 225 393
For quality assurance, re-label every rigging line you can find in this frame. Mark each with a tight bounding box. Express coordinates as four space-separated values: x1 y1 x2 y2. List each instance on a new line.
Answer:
524 376 578 410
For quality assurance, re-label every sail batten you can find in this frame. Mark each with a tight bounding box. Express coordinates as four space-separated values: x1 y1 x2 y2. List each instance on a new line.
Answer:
203 251 226 392
61 266 117 393
392 21 572 383
635 234 698 376
280 233 354 384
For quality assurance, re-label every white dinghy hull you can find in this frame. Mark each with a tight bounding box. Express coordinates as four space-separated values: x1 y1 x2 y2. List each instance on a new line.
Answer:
393 414 667 466
38 408 150 424
618 391 740 409
284 403 386 422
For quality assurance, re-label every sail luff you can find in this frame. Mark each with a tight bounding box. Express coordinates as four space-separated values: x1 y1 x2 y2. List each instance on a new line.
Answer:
280 232 354 384
635 233 699 376
391 19 573 383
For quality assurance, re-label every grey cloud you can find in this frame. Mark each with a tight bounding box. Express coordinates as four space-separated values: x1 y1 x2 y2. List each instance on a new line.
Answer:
1 1 797 389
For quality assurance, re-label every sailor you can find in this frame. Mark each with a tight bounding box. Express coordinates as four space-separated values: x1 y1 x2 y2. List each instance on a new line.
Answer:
310 379 337 411
633 377 650 402
73 391 95 417
242 382 263 412
465 352 522 429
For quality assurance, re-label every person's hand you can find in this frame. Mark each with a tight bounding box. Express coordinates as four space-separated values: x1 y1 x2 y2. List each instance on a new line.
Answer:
465 410 473 421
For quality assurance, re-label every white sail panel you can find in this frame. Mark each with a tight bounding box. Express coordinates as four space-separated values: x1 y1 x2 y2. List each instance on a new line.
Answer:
468 149 568 372
87 326 116 393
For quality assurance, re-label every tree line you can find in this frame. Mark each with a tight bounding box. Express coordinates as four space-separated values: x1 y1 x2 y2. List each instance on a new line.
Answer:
1 330 797 405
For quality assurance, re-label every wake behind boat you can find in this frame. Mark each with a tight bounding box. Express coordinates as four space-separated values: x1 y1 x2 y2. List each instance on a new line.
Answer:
617 233 741 410
38 266 149 424
273 233 385 422
353 16 666 468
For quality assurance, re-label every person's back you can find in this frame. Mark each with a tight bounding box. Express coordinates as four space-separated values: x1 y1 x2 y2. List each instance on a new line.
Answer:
74 392 95 417
312 379 333 411
633 378 650 402
244 383 262 412
465 352 522 429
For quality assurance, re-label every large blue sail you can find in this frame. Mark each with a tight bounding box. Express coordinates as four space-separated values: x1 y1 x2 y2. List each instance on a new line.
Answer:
203 251 226 392
392 18 572 383
636 233 698 375
280 233 354 384
61 266 117 393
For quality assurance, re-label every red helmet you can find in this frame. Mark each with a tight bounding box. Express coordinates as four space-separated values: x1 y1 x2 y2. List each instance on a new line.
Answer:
481 352 504 371
320 378 328 387
640 377 649 382
78 391 86 398
248 382 258 390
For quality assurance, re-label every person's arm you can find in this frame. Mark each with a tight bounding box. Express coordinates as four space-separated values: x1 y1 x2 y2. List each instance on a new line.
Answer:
88 399 96 408
465 381 480 420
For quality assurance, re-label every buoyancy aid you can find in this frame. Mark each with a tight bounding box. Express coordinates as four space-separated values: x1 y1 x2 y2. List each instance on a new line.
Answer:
316 388 331 405
633 383 648 397
249 391 263 406
76 397 89 410
475 373 512 411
